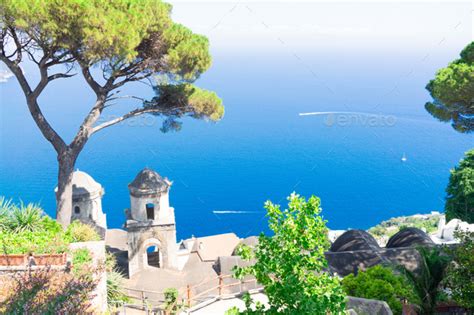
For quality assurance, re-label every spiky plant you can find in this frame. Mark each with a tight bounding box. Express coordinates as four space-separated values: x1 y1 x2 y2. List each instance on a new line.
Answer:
107 270 130 310
402 247 451 315
9 201 44 232
0 197 13 231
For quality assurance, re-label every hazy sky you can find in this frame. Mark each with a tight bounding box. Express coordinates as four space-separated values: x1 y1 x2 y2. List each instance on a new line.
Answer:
168 1 473 55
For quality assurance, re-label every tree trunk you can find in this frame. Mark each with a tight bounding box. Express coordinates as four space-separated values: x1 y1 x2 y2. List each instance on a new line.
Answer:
55 151 76 229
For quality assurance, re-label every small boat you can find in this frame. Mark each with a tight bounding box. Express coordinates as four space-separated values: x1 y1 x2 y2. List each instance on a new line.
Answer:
401 153 407 162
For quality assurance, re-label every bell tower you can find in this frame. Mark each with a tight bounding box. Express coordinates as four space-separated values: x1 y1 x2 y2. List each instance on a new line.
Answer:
126 168 177 277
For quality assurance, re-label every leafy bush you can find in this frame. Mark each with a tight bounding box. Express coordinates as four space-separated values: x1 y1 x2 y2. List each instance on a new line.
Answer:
164 288 182 314
0 266 99 313
72 248 93 274
0 212 68 254
0 198 99 255
65 220 100 243
445 230 474 308
342 265 419 315
234 194 346 314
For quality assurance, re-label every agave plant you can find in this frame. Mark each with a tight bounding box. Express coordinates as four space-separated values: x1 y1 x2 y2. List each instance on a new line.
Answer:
0 197 13 231
106 270 130 310
9 201 44 232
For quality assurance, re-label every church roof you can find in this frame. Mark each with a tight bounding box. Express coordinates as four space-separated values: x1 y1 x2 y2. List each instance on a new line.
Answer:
330 229 380 252
71 170 102 196
386 227 434 248
128 168 171 195
192 233 241 262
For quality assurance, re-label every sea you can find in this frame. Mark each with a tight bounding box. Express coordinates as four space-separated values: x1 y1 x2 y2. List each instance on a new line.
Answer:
1 1 473 240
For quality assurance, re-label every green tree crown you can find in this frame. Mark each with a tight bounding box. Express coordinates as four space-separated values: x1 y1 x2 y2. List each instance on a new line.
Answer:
425 42 474 133
234 193 346 314
445 149 474 223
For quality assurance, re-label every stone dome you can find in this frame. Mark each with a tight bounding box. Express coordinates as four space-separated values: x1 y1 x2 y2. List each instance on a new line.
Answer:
129 168 171 195
386 227 434 248
71 170 102 197
330 229 380 252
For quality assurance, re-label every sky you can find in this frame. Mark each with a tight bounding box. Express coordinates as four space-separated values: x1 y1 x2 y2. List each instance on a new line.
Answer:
0 1 473 238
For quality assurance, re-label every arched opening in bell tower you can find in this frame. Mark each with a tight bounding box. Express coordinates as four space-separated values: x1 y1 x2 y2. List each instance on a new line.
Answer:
146 245 160 268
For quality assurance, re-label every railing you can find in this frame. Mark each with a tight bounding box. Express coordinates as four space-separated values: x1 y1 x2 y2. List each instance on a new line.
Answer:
124 273 262 313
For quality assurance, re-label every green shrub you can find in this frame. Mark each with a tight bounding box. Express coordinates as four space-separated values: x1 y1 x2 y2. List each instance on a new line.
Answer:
164 288 182 314
342 265 419 315
0 230 69 254
0 198 70 254
65 221 100 243
72 248 92 267
445 230 474 309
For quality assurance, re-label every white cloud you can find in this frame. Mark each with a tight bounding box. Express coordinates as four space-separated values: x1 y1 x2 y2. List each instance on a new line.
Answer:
0 70 13 83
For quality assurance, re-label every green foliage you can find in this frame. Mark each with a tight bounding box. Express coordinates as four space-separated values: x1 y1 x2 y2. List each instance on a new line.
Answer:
1 0 172 62
8 201 44 232
225 307 241 315
425 41 474 133
0 199 98 254
146 83 224 132
0 227 69 255
401 247 451 315
445 149 474 223
163 288 182 314
368 213 441 239
342 265 419 315
0 199 45 233
444 230 474 308
0 199 68 254
0 197 13 230
0 0 223 130
65 220 101 243
107 270 130 310
72 248 92 267
234 193 346 314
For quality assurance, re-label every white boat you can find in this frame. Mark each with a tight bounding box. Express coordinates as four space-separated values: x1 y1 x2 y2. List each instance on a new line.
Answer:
401 153 407 162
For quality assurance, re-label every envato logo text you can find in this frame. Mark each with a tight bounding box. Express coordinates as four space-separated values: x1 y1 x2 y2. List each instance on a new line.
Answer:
300 112 397 128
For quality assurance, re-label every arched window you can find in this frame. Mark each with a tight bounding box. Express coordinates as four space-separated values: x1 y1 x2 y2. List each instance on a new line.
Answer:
74 206 80 214
146 245 160 268
146 203 154 220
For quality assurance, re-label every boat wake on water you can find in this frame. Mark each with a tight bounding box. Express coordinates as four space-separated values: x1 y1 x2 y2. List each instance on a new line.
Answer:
212 210 260 214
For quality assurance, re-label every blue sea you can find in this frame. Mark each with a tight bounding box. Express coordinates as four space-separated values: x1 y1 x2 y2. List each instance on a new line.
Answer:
0 2 473 240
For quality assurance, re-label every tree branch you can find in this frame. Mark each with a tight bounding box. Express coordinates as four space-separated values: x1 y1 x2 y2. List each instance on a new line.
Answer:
91 107 166 134
0 52 67 153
